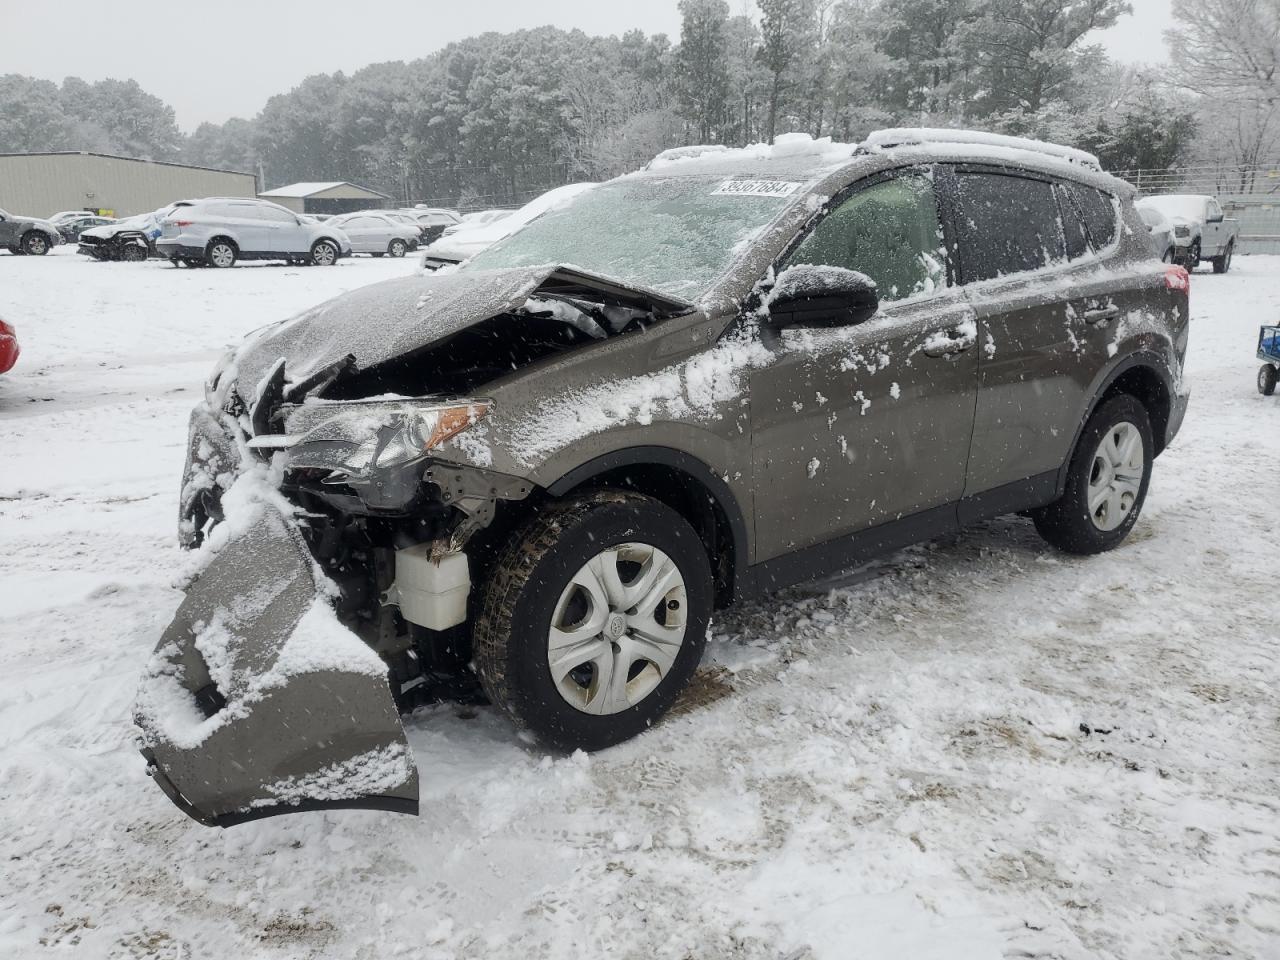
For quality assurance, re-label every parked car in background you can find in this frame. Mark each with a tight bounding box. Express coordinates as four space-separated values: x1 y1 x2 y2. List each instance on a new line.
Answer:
1134 201 1176 262
79 206 173 261
1138 194 1239 272
156 198 352 268
327 212 420 257
421 183 597 267
0 318 18 374
0 208 62 256
141 130 1190 828
54 214 116 243
405 207 461 243
441 209 511 237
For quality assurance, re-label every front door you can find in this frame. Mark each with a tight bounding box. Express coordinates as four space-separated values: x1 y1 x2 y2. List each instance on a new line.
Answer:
750 170 979 563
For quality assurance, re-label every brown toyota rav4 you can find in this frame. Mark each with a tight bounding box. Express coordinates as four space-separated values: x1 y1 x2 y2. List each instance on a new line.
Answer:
137 129 1190 826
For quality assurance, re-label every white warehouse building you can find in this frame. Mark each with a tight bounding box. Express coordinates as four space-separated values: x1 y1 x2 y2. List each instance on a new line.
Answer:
0 152 257 218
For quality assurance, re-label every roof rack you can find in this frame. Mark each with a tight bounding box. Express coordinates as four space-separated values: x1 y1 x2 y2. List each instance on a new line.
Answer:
859 128 1101 171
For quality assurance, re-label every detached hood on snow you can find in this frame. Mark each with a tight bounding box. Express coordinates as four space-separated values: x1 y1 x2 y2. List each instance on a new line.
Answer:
228 264 694 404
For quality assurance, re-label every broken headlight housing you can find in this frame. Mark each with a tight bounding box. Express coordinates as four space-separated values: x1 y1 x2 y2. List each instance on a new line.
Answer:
335 402 490 478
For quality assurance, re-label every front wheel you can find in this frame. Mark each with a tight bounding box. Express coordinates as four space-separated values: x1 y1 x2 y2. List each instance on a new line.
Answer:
1185 240 1201 270
1260 364 1279 396
120 242 147 262
387 238 407 258
1032 394 1154 555
1161 247 1174 264
310 240 338 266
22 231 50 256
473 492 713 751
1212 242 1234 274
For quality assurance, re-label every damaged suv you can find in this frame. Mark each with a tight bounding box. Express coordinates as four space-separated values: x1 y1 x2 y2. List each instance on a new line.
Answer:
138 129 1190 827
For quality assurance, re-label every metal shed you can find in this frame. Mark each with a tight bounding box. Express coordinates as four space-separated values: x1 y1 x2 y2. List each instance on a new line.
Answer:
257 181 390 215
0 152 257 218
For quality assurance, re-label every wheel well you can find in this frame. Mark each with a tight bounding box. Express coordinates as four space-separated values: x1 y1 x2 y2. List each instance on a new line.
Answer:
207 235 237 252
1103 365 1171 455
558 463 740 608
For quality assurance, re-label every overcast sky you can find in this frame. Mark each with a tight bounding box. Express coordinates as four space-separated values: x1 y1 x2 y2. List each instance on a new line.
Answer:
5 0 1174 131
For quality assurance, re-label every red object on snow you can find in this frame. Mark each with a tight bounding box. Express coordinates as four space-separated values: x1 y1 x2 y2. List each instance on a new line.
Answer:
0 318 19 374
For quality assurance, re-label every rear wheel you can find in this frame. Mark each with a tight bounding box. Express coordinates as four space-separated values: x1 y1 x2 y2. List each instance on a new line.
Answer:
1212 242 1234 274
310 240 338 266
388 238 407 258
1260 364 1279 396
1032 394 1153 555
205 240 236 268
21 231 50 256
473 492 712 751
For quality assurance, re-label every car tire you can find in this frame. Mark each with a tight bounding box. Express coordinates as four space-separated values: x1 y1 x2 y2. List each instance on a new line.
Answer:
21 231 50 256
1032 394 1154 555
1212 242 1234 274
1161 247 1174 263
473 491 713 752
387 239 407 258
310 240 338 266
1260 364 1279 396
205 239 236 268
8 245 24 255
1186 240 1200 270
120 242 147 262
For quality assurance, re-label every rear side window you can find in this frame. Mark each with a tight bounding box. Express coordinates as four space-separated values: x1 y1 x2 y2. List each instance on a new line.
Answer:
1056 184 1091 260
1067 184 1118 249
951 172 1067 282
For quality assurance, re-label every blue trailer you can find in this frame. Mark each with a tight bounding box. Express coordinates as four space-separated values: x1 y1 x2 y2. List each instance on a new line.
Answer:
1260 325 1280 395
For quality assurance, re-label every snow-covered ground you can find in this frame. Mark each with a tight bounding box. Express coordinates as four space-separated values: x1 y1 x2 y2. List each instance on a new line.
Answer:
1 249 1277 960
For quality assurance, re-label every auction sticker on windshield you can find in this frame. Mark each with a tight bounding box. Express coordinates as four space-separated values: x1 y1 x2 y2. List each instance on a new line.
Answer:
713 179 803 198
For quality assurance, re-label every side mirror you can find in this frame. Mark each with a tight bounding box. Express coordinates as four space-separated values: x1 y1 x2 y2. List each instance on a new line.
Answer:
765 265 879 329
1207 212 1224 224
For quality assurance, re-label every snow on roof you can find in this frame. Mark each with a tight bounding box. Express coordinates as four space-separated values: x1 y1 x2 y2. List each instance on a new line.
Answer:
259 181 386 198
643 133 859 180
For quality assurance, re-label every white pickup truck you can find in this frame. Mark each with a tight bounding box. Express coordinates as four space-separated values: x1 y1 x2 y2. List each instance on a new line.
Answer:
1137 194 1239 273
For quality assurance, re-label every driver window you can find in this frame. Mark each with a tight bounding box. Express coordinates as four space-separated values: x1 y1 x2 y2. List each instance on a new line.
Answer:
783 175 947 303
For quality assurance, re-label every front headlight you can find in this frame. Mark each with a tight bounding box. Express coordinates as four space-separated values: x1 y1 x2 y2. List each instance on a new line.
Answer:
338 402 490 476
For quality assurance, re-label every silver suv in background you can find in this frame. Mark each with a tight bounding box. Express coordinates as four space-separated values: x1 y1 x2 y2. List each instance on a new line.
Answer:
157 198 352 268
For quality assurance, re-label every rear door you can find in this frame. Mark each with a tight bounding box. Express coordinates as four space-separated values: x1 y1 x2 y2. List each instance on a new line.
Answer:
218 202 272 254
949 167 1126 503
750 168 979 562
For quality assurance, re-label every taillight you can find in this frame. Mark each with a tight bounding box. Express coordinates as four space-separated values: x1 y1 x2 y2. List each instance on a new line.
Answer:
1164 265 1190 293
173 219 194 227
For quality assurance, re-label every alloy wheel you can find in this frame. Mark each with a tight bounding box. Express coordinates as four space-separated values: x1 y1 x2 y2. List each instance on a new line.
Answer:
1087 421 1145 532
312 242 336 266
209 243 235 268
547 543 688 715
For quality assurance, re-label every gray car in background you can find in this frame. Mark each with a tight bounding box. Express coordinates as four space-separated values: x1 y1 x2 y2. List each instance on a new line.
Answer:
138 129 1189 828
0 208 62 255
327 212 421 257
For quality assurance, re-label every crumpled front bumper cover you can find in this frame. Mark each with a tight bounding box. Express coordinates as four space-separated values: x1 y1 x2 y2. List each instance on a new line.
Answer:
137 499 419 827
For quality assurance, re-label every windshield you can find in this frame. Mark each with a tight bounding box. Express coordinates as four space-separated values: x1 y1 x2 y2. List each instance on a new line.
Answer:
1142 196 1207 222
464 176 803 298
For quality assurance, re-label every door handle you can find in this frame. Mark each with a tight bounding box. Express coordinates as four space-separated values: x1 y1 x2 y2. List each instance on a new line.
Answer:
922 328 976 358
1083 306 1120 324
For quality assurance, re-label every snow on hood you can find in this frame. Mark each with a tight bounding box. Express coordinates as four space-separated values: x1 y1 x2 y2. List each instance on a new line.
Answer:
227 264 691 402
